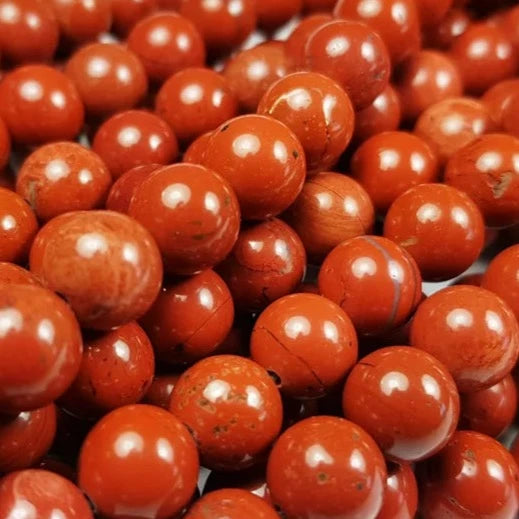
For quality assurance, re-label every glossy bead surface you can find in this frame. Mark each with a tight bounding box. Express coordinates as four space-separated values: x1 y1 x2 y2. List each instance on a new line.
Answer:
30 210 163 330
460 374 517 438
92 110 178 179
304 20 391 109
0 0 59 64
218 218 306 312
0 65 84 145
61 322 154 417
255 0 301 31
170 355 283 471
343 346 459 462
0 188 38 263
65 43 147 117
267 416 387 519
0 117 10 172
424 7 471 49
378 463 418 519
351 131 439 213
0 470 93 518
414 0 453 27
111 0 157 35
410 286 519 393
156 67 237 144
444 134 519 228
318 236 422 336
481 79 519 127
143 374 179 409
251 293 358 398
141 269 234 365
394 50 463 121
257 71 354 174
502 92 519 138
0 404 56 473
186 489 278 518
0 284 82 413
334 0 420 65
0 262 39 286
420 431 519 519
414 97 495 165
199 114 305 220
79 404 199 519
127 13 205 84
384 183 485 281
128 163 240 275
16 142 112 222
284 172 374 262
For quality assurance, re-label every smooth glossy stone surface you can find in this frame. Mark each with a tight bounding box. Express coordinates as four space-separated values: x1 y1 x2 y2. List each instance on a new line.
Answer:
384 183 485 281
143 374 180 409
217 218 306 312
0 116 11 172
251 293 358 398
0 65 84 145
267 416 387 519
0 262 39 286
255 0 301 31
141 269 234 365
128 163 240 275
377 463 418 519
410 286 519 393
79 404 199 519
0 469 93 518
351 131 439 213
414 0 453 27
424 7 471 49
16 141 112 222
29 210 163 330
111 0 157 35
319 236 422 336
170 355 283 471
343 346 460 462
257 71 354 174
0 284 82 413
444 134 519 228
420 431 519 519
481 78 519 127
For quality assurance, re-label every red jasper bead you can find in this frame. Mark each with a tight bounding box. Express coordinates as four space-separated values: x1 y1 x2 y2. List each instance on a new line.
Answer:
267 416 387 519
170 355 283 471
128 163 240 275
223 41 291 113
482 245 519 322
185 489 278 519
0 0 59 64
334 0 421 66
460 374 517 438
351 131 439 213
304 19 391 110
343 346 460 462
218 218 306 312
127 13 206 84
450 23 518 95
156 67 238 144
0 469 93 518
29 210 163 330
318 236 422 336
384 183 485 281
255 0 301 31
501 92 519 138
0 188 38 264
481 79 519 127
497 5 519 54
0 284 82 413
105 163 161 213
51 0 112 43
454 272 484 287
414 0 453 28
92 110 178 179
410 286 519 393
444 133 519 228
198 114 305 220
111 0 157 35
0 65 84 145
179 0 256 54
61 322 154 417
0 117 11 172
257 71 354 174
414 97 495 166
0 262 39 286
251 293 358 398
65 43 147 117
141 269 234 365
354 84 401 142
424 7 471 49
0 403 56 473
16 142 112 222
378 463 418 519
143 374 179 409
420 431 519 519
285 172 374 263
79 404 199 519
394 50 463 122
